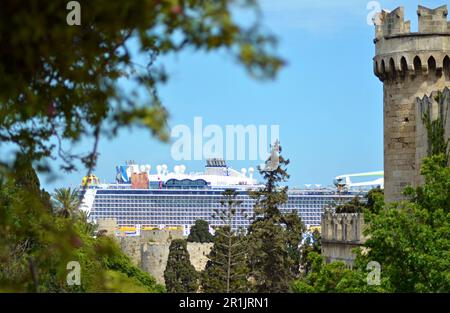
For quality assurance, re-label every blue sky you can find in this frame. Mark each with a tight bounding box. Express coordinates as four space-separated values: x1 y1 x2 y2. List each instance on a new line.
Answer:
40 0 447 191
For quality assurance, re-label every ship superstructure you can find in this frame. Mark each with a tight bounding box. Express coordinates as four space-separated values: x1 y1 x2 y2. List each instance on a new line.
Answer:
79 159 379 234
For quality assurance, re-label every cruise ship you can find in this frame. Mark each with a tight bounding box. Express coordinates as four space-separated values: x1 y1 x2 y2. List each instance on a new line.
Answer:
79 159 380 235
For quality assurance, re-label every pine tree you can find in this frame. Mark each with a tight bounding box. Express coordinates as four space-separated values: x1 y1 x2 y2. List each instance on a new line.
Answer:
201 189 250 293
187 220 213 243
246 142 305 292
164 239 199 293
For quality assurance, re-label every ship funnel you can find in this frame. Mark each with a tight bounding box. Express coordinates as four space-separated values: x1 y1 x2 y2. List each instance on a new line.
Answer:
248 167 255 179
241 168 247 177
126 166 132 179
156 165 162 175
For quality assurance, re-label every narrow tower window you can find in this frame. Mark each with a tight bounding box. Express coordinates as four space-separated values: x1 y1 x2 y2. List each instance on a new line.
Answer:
414 56 422 77
400 57 408 80
389 58 397 80
444 55 450 80
428 56 437 78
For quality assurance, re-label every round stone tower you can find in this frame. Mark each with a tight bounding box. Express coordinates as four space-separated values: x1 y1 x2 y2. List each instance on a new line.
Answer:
373 5 450 202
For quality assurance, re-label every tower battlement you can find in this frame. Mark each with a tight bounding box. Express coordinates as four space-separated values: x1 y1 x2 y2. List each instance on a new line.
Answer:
321 212 366 265
418 5 449 33
375 5 450 40
374 6 450 83
375 7 410 39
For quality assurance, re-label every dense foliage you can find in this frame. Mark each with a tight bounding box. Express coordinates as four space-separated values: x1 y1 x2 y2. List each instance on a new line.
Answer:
187 220 214 243
164 239 199 293
299 229 321 276
292 252 387 293
334 197 364 214
52 187 81 218
293 155 450 293
0 164 164 292
363 154 450 292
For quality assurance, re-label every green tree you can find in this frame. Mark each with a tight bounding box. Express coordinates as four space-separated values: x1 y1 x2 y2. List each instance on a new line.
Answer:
361 154 450 292
292 252 387 293
335 196 364 214
201 189 249 293
294 155 450 293
365 187 384 215
164 239 199 293
52 187 81 218
0 164 163 292
0 0 283 174
187 220 214 243
352 94 450 292
299 229 321 276
202 226 250 293
246 143 305 292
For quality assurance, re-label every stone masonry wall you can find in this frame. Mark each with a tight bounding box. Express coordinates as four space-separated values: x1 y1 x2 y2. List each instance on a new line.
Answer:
141 242 213 285
117 229 185 267
96 218 213 285
321 211 366 266
415 88 450 185
374 5 450 202
383 75 450 200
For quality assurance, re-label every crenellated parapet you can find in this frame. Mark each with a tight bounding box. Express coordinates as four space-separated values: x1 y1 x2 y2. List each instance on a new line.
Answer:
321 211 365 243
418 5 449 33
375 7 410 39
374 5 450 82
375 5 449 39
321 211 366 265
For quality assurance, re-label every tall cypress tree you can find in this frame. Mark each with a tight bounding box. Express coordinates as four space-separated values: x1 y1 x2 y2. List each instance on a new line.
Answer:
246 142 305 292
164 239 199 293
201 189 250 293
